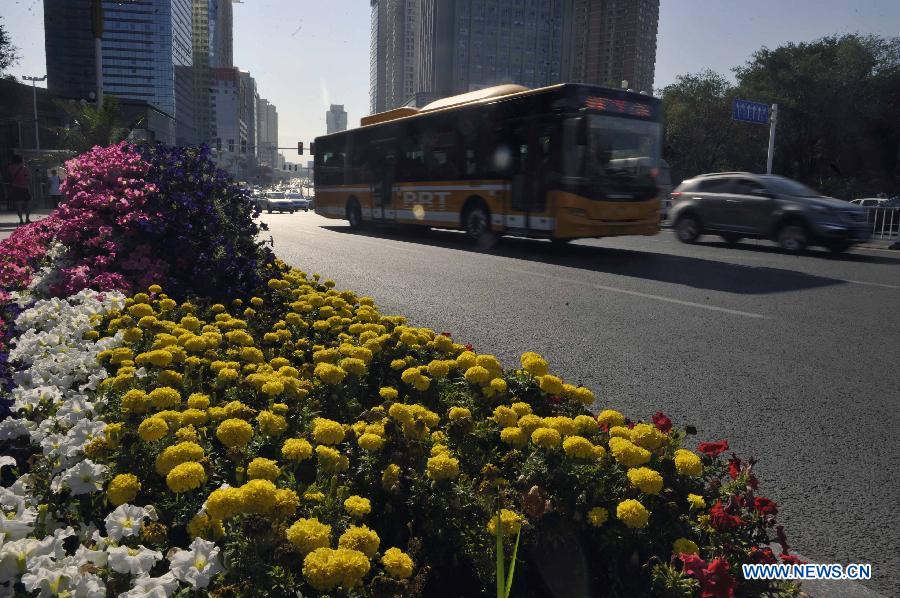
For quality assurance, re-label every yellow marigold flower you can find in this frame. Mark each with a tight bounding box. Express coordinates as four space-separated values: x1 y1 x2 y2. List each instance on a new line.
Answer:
339 357 367 376
314 362 347 385
520 352 549 376
301 547 341 591
107 474 140 506
157 369 183 387
389 359 406 370
260 379 285 397
573 387 595 405
587 507 609 527
630 423 667 450
148 387 181 410
257 410 288 437
464 365 490 385
175 425 198 443
274 488 300 518
411 374 431 392
572 415 598 435
674 449 703 476
272 402 289 415
186 393 210 410
123 327 143 343
205 487 243 520
562 435 595 459
304 489 325 502
493 406 518 428
316 445 350 473
382 464 401 490
627 467 664 495
247 457 281 481
339 525 380 558
137 417 168 442
500 427 528 449
250 296 264 307
240 479 277 514
155 441 205 475
208 406 227 421
516 414 543 435
608 437 652 468
216 418 253 448
448 406 471 421
537 375 564 395
673 538 700 556
128 303 155 319
617 499 650 529
180 409 208 428
217 367 240 383
136 349 173 368
138 315 158 329
286 517 332 554
597 409 626 428
381 547 414 579
487 509 523 536
312 418 345 445
166 461 207 493
592 445 607 460
358 433 385 452
240 346 264 364
426 454 460 481
379 387 399 400
155 410 184 429
530 427 562 449
281 438 313 462
225 329 254 346
426 360 450 378
388 403 412 424
510 402 532 417
687 494 706 509
187 512 223 540
344 495 371 518
543 416 577 438
609 426 632 439
490 378 508 393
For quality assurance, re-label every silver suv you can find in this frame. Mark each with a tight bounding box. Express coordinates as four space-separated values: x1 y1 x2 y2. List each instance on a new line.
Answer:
669 173 870 253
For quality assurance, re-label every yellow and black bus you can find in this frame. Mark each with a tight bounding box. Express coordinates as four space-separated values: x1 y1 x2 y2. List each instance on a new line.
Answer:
314 83 663 244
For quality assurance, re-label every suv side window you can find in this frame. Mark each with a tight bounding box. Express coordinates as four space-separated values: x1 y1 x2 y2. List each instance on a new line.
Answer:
697 178 733 193
732 179 765 195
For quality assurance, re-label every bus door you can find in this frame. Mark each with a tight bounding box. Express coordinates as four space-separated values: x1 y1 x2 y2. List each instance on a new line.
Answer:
369 138 396 221
510 122 554 233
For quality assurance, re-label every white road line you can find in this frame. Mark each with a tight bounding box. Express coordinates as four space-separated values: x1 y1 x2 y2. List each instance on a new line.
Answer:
842 279 900 290
507 268 770 319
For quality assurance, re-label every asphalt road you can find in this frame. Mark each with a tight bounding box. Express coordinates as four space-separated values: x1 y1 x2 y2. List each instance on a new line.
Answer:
261 212 899 595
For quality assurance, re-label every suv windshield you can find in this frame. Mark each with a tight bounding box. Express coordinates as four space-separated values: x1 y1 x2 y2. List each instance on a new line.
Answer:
762 176 821 197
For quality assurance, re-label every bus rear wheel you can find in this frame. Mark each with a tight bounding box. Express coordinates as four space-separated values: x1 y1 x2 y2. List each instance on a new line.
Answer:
346 199 363 229
464 203 497 248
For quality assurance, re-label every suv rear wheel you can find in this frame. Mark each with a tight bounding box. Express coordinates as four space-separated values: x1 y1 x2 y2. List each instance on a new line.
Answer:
675 214 701 243
776 223 808 253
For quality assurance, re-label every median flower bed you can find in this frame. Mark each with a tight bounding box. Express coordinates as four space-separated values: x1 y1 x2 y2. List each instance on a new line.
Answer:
0 145 800 597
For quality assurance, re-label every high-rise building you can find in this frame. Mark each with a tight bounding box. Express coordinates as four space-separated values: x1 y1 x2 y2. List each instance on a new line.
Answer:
209 0 234 69
566 0 659 93
239 71 258 163
192 0 213 147
43 0 195 145
210 67 258 178
256 98 278 168
326 105 348 134
370 0 660 113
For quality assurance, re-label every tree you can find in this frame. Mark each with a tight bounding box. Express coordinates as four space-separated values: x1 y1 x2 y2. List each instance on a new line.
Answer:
53 96 134 153
0 17 20 78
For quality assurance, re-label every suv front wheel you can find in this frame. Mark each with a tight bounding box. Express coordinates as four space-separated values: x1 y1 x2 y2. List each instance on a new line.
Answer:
675 214 701 243
776 223 809 253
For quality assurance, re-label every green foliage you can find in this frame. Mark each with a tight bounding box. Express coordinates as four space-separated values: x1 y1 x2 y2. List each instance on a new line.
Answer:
0 17 19 77
662 34 900 198
53 96 133 153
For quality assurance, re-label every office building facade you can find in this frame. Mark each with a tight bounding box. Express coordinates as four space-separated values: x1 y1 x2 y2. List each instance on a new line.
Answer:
369 0 418 113
326 104 348 134
256 98 278 169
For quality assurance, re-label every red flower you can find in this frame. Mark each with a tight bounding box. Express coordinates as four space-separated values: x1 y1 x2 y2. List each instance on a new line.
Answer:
697 440 729 458
680 553 708 578
652 411 672 433
440 331 452 338
701 558 737 598
753 497 778 517
709 500 742 531
749 546 776 564
781 553 807 566
727 455 742 479
464 343 474 351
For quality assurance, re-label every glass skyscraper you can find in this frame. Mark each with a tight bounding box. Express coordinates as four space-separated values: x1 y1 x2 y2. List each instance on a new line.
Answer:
44 0 195 144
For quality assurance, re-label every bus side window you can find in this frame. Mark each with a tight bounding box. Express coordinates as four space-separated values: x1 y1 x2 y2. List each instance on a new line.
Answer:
399 129 425 182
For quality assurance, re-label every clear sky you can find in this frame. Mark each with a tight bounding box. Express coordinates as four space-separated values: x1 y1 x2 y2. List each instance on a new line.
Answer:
2 0 899 156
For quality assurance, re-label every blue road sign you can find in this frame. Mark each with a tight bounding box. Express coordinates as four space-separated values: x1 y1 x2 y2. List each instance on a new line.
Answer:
732 99 770 124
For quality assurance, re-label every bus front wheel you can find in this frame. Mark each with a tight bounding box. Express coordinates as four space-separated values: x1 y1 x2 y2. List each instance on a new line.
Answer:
346 199 363 229
464 203 498 248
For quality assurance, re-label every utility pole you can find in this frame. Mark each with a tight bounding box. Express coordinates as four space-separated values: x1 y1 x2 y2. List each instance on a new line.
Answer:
766 104 778 175
22 75 47 150
91 0 104 107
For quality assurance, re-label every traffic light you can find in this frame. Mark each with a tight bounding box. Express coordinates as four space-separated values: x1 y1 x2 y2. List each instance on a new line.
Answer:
298 142 304 155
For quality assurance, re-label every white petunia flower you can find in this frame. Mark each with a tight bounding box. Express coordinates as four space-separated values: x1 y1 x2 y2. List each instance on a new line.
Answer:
104 504 151 542
119 571 180 598
20 555 81 597
107 544 163 576
58 459 106 495
168 538 224 589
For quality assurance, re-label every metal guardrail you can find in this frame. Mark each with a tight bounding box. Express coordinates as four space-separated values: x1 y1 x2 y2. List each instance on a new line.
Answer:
865 207 899 240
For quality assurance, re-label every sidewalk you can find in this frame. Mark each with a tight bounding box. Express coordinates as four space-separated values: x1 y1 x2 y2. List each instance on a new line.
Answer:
0 209 53 241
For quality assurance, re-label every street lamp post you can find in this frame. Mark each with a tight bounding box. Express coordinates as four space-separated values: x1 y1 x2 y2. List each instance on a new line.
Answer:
22 75 47 150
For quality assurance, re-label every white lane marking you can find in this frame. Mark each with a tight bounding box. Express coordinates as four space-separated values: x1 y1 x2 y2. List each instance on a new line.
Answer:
507 268 770 319
842 279 900 290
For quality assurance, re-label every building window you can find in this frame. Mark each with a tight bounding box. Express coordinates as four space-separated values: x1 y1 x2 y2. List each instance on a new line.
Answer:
228 139 235 152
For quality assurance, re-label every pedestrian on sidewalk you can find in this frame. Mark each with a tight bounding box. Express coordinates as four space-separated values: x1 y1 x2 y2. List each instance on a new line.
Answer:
5 155 31 225
48 169 62 208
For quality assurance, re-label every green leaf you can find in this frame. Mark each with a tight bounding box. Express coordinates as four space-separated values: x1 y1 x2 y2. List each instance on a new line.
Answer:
504 527 521 598
496 511 505 598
